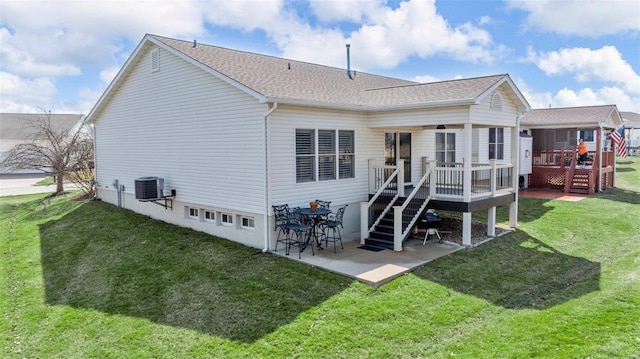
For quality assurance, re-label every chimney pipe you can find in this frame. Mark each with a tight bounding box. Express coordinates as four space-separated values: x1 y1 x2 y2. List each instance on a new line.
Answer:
346 44 353 79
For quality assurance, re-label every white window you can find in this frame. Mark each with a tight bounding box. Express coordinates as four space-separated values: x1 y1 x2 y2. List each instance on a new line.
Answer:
204 210 215 223
221 213 233 226
187 207 199 220
579 130 594 142
296 129 355 183
318 130 336 180
436 132 456 164
489 128 504 160
241 216 255 229
150 49 160 72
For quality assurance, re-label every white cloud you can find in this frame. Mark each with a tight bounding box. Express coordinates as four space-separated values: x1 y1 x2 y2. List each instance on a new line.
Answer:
526 46 640 94
0 0 206 76
506 0 640 37
0 71 57 112
522 85 640 113
280 0 500 70
414 75 440 83
308 0 387 23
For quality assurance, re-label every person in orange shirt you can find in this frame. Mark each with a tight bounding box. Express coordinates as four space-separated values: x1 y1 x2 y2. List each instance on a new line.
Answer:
577 138 588 165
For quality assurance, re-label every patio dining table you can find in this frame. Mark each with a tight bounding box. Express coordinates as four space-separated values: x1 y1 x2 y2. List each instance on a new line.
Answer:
294 207 331 250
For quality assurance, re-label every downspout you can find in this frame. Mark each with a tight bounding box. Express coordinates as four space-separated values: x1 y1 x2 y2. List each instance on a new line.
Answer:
263 102 278 252
90 120 98 200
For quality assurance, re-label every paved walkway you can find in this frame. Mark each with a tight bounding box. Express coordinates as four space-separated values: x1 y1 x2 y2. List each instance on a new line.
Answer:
0 173 63 197
272 232 463 287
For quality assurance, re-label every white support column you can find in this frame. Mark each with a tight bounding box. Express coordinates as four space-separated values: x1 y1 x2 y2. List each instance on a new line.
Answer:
368 159 376 193
360 201 369 244
397 159 405 197
463 123 472 203
462 212 472 246
393 205 403 251
487 207 496 237
510 116 520 228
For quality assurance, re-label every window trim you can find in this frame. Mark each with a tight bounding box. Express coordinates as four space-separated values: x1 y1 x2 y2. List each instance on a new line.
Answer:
296 128 355 183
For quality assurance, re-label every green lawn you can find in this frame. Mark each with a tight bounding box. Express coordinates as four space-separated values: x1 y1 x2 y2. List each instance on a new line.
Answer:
2 159 639 358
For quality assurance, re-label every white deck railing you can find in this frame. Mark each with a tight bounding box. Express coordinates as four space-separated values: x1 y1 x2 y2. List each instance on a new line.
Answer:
361 159 515 249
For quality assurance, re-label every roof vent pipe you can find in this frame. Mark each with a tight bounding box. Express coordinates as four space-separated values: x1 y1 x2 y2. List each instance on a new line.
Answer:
193 40 197 48
346 44 353 79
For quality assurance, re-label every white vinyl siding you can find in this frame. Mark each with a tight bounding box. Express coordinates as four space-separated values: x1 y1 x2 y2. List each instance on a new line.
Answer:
94 45 267 214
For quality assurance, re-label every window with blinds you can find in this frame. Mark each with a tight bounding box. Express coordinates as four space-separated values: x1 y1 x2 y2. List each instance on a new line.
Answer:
339 130 355 179
296 129 355 183
318 130 336 180
296 129 315 182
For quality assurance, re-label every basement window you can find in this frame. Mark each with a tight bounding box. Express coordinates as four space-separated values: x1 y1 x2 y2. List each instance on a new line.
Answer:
221 213 233 226
204 210 215 223
187 207 199 220
241 216 255 229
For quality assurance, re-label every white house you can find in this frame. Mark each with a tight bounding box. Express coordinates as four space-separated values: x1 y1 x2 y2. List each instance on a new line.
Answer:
621 111 640 156
0 113 85 174
86 34 530 252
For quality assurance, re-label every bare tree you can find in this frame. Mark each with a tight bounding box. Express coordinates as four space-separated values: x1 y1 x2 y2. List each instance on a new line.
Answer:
1 111 94 197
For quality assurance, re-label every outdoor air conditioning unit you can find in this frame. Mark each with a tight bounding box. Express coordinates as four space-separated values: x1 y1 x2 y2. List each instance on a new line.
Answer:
135 177 164 200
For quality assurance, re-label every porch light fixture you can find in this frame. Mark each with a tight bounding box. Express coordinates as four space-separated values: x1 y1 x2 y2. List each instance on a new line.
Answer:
436 125 446 130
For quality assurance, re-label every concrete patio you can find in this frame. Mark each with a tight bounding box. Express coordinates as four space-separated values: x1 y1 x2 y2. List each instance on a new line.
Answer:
271 232 464 287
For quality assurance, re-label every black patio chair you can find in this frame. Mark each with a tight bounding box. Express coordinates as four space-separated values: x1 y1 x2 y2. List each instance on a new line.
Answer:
286 208 315 258
323 204 347 253
272 204 292 253
314 199 331 241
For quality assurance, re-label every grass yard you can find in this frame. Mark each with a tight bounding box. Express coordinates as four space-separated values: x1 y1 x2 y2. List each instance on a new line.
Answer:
2 158 639 358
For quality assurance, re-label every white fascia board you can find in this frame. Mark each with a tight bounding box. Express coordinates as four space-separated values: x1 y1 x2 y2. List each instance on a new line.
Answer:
264 97 475 113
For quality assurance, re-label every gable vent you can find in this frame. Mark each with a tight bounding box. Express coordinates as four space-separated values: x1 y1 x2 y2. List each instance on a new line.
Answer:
151 49 160 72
490 92 502 110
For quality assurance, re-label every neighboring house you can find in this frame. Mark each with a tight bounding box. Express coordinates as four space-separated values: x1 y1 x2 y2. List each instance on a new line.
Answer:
620 111 640 156
86 34 530 252
0 113 84 174
520 105 623 194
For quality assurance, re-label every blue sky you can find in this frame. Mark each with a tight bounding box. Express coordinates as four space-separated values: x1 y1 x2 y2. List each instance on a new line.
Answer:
1 0 639 114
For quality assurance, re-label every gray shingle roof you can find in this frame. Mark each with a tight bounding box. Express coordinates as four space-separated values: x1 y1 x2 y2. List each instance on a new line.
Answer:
521 105 619 127
151 35 509 109
621 111 640 128
0 113 83 140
